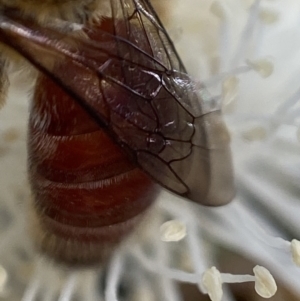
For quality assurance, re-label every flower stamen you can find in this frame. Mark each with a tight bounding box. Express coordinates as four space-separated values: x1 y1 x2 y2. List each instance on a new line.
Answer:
201 265 277 301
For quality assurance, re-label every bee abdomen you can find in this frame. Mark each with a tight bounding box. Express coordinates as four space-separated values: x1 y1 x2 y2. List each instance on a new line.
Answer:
28 73 157 265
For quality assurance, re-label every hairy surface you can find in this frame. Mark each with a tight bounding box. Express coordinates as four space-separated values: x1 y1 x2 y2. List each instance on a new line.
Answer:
0 0 107 23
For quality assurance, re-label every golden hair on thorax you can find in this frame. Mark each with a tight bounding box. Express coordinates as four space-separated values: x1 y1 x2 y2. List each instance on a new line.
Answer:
0 0 104 23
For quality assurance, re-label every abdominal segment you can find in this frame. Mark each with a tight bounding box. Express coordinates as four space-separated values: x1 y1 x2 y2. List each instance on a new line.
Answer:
28 68 158 266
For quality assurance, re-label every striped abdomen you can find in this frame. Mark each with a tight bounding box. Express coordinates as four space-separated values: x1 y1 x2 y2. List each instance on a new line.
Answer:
28 68 158 265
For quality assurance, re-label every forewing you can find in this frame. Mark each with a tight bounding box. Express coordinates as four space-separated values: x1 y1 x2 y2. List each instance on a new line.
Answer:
0 1 234 205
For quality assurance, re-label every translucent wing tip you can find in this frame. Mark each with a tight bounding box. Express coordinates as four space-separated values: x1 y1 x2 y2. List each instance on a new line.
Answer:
184 111 235 206
186 147 235 206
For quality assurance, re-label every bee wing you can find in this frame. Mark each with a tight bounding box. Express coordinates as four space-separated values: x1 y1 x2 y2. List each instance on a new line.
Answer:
108 0 185 71
0 1 234 206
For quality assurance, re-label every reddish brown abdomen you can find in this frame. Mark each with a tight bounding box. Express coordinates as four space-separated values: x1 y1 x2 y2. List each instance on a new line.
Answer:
28 22 158 265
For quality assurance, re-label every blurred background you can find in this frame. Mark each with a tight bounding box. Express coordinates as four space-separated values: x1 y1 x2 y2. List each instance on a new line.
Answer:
0 0 300 300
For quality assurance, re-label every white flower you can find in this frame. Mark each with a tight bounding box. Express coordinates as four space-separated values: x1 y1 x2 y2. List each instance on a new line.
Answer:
0 1 300 301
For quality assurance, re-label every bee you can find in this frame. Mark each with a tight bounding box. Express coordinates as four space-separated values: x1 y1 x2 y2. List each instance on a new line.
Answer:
0 0 235 265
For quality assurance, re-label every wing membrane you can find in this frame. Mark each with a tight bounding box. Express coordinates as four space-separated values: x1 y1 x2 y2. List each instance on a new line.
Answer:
0 1 234 205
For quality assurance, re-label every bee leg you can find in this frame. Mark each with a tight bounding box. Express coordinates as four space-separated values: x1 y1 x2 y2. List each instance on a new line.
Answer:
0 56 9 109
